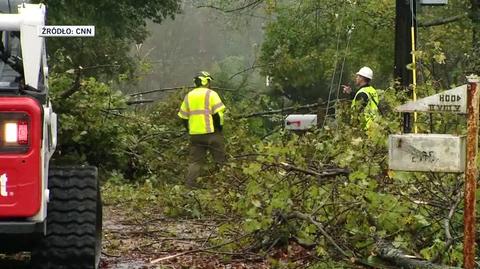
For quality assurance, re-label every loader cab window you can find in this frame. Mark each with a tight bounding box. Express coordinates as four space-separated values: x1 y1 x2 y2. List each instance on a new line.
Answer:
0 31 22 91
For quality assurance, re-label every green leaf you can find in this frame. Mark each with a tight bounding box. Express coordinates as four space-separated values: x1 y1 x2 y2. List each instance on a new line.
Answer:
243 162 262 176
252 199 262 208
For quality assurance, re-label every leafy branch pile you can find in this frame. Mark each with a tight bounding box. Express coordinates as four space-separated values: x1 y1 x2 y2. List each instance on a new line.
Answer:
96 85 465 268
160 90 465 268
46 50 469 268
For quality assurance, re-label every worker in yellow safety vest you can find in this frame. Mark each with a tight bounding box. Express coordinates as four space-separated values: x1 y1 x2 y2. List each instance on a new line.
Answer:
178 71 226 188
342 66 379 128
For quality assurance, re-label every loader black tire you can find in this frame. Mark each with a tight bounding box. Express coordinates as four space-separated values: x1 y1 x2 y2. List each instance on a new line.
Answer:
31 166 102 269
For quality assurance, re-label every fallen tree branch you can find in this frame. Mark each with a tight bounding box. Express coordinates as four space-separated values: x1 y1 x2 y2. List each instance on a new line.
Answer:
60 68 82 99
196 0 264 13
279 162 349 179
126 99 154 105
287 211 352 258
430 192 463 263
129 87 187 96
237 102 326 119
290 236 317 250
364 208 460 269
228 64 267 81
150 233 252 264
60 64 121 99
286 211 380 268
418 13 468 27
129 86 233 97
376 238 460 269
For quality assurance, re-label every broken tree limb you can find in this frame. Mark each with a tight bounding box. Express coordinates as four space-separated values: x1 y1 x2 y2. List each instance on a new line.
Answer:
228 64 267 81
126 99 154 105
287 211 353 258
60 64 121 99
196 0 264 13
60 68 82 99
129 86 233 97
150 232 253 264
430 192 463 263
237 99 351 119
418 13 468 27
279 162 349 177
364 208 460 269
237 102 325 119
129 87 187 96
375 238 460 269
286 211 376 268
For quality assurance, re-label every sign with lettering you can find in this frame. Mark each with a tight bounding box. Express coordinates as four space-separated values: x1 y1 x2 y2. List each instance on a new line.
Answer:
395 84 467 114
389 134 466 173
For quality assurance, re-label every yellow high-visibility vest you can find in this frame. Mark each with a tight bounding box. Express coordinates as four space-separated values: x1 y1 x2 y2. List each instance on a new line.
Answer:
178 87 226 135
351 85 379 128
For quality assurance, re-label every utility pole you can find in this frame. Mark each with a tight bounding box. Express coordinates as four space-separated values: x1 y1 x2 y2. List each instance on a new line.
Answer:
395 0 416 133
471 0 480 71
395 0 416 86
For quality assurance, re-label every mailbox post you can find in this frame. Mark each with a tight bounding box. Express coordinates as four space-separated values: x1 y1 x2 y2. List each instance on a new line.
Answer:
389 75 479 268
464 75 478 269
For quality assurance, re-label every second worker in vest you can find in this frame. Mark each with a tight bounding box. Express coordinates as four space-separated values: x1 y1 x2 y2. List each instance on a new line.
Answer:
341 66 380 129
178 71 227 188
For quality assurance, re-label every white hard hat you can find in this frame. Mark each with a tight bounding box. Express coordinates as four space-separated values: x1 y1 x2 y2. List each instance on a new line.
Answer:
356 66 373 80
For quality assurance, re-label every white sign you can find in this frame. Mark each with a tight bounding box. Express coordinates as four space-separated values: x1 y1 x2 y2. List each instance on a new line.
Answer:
395 84 467 114
389 134 466 173
38 26 95 37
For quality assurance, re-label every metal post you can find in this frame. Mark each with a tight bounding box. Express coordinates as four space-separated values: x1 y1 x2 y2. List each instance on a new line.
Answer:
394 0 415 86
464 74 479 269
395 0 416 133
403 113 412 133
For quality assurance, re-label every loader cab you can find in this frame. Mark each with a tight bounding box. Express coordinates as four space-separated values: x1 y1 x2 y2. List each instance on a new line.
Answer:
0 0 47 101
0 0 22 13
0 0 25 93
0 29 47 102
0 31 23 93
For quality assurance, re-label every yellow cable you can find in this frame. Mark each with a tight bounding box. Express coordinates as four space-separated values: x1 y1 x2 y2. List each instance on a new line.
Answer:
411 26 417 133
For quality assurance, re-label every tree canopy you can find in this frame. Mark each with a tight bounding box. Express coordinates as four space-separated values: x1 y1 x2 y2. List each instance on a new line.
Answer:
198 0 477 101
34 0 182 78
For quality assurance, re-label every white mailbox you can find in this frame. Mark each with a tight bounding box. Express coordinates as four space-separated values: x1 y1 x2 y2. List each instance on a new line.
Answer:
420 0 448 4
285 114 317 130
389 134 466 173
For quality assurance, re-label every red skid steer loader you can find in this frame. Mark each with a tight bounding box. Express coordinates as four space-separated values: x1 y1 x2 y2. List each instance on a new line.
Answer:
0 2 102 268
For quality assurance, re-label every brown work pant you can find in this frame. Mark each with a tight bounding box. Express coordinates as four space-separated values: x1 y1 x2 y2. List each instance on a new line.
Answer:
185 132 226 187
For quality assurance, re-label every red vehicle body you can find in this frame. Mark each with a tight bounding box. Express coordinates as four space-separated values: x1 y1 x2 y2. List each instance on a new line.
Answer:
0 97 42 218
